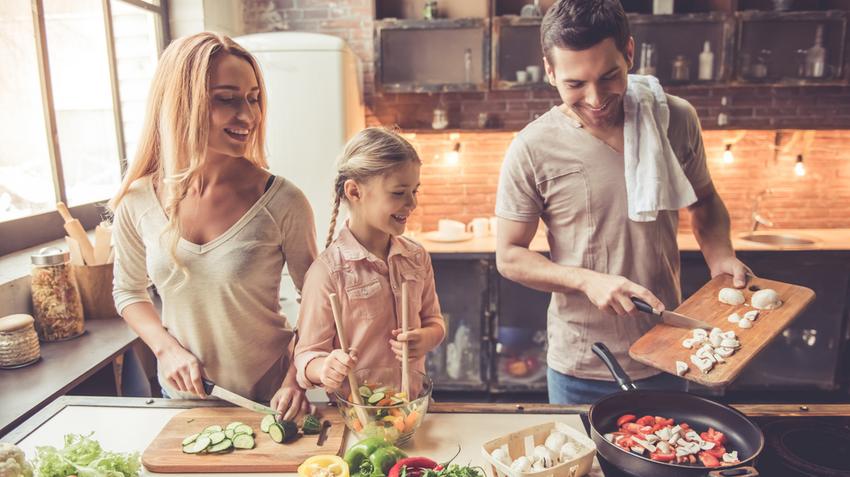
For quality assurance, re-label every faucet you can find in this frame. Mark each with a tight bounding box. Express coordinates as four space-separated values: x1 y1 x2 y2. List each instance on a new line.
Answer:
751 188 775 231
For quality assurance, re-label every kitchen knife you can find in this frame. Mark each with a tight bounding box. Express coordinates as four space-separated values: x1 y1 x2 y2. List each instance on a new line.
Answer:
202 379 278 415
631 297 713 330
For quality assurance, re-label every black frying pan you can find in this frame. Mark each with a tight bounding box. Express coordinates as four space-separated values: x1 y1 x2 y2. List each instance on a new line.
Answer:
588 342 764 477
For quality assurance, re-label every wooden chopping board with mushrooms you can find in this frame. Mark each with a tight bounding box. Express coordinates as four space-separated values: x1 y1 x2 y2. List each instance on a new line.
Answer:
629 275 815 388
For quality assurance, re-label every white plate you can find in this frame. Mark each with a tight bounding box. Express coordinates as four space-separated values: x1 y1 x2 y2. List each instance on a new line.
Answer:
422 231 474 243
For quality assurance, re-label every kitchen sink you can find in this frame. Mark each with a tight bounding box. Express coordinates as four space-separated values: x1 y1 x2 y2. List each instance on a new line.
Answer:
737 232 817 246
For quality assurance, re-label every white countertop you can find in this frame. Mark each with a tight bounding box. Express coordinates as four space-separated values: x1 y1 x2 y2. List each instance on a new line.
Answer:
12 402 604 477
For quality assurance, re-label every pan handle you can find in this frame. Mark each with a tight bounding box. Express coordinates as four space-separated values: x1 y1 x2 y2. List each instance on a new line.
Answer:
707 467 759 477
591 342 637 391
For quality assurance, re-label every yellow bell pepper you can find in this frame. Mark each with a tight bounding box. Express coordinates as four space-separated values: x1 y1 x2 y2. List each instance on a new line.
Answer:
298 455 350 477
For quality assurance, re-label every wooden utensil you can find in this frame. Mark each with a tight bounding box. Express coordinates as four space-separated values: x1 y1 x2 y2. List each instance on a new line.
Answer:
328 292 369 427
401 281 410 399
142 406 346 473
65 236 84 266
56 202 96 265
93 222 112 265
629 275 815 387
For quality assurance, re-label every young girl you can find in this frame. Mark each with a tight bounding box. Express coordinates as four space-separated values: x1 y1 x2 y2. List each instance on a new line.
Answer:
294 128 445 392
111 32 316 419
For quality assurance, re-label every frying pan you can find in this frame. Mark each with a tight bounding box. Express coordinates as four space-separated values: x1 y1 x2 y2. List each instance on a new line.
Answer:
588 342 764 477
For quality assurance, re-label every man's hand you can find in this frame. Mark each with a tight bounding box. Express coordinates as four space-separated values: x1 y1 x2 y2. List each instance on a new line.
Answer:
709 256 752 288
580 270 665 317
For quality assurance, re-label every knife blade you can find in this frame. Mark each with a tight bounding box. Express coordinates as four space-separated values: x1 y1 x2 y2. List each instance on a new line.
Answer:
202 379 278 415
631 297 713 330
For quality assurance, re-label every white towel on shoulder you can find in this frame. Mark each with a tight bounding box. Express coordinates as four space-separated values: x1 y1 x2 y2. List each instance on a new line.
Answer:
623 74 697 222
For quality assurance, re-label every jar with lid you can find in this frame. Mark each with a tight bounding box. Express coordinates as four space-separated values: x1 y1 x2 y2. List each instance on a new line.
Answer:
0 314 41 368
30 247 84 341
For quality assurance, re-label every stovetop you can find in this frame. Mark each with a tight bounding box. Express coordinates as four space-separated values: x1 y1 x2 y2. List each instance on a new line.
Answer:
581 415 850 477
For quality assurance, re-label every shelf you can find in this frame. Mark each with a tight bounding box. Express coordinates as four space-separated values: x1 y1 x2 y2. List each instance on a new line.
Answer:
375 18 490 93
491 16 546 90
376 0 489 20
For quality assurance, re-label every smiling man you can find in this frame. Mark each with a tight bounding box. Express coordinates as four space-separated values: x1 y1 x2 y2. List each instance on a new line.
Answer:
494 0 750 404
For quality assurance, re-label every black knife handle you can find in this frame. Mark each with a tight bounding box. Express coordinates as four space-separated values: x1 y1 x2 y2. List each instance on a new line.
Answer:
202 379 215 395
630 297 656 315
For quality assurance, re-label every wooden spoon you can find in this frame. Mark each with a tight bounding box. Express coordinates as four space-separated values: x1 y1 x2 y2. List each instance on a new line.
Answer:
401 281 410 399
328 292 369 428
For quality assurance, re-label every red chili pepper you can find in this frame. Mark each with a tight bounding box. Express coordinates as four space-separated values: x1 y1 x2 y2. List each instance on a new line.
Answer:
622 423 644 435
636 415 656 427
617 414 636 427
699 451 721 468
706 445 726 459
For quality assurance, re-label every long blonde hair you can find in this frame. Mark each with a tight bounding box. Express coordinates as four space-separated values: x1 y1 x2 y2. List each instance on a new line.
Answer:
326 128 421 249
110 32 268 283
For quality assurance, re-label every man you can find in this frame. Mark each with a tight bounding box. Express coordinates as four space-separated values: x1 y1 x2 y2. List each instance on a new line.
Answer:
494 0 750 404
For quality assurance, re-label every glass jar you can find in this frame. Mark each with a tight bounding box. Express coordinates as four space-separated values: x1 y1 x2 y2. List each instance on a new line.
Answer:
30 247 84 341
671 54 691 82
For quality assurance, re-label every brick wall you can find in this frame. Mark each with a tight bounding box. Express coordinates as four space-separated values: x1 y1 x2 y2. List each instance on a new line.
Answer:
403 129 850 234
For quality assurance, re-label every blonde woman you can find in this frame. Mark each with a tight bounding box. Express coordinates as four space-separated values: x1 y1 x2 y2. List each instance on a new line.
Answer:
294 128 445 393
111 32 316 419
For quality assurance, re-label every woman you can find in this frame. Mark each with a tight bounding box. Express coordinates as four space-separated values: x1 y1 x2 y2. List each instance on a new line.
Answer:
111 32 317 419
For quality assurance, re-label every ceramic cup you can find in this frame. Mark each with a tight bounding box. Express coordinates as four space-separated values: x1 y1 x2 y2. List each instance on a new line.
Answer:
467 217 490 238
516 70 529 83
526 65 542 83
437 219 466 240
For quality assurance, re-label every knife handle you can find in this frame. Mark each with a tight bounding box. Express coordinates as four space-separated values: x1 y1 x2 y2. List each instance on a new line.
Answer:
202 379 215 396
630 297 657 315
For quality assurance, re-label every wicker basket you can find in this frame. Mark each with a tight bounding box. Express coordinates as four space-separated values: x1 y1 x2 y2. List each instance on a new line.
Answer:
481 421 597 477
0 314 41 369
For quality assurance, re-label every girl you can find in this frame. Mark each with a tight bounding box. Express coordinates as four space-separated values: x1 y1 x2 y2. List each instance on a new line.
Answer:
111 32 316 419
294 128 445 391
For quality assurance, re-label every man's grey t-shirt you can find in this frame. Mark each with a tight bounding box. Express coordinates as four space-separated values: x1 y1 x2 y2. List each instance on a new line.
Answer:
496 95 712 380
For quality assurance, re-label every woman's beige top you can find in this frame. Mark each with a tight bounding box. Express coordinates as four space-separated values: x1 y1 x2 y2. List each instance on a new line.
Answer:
112 175 317 400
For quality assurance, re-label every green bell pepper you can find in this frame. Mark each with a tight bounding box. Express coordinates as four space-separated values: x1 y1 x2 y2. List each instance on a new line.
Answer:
344 437 407 477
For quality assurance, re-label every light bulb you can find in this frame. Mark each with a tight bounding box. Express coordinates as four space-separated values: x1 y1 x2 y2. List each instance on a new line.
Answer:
795 155 806 177
445 150 460 165
722 144 734 164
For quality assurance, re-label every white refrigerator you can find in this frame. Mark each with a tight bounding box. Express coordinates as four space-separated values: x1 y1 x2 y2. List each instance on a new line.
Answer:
236 32 364 330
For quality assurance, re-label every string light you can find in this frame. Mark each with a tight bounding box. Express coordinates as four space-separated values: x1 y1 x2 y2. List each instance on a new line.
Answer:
722 143 734 164
445 141 461 165
794 154 806 177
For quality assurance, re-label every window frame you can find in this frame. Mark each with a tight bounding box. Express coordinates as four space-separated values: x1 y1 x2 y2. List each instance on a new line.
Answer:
0 0 169 256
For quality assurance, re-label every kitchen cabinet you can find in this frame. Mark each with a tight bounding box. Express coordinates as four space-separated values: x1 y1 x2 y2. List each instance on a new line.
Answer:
430 249 850 395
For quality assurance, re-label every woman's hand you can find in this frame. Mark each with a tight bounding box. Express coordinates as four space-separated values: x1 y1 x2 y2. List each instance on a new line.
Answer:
158 343 206 397
271 377 311 421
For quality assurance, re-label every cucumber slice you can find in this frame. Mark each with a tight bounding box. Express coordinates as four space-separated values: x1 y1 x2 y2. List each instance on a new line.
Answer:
207 438 233 453
186 435 211 454
202 425 223 434
368 392 385 404
208 431 226 445
268 423 284 443
225 421 244 431
182 433 200 446
224 429 234 440
373 386 389 394
233 433 255 449
358 385 372 397
182 444 194 454
234 424 254 436
260 414 276 433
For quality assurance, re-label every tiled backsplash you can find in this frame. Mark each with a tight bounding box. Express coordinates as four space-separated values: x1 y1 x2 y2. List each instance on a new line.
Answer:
404 129 850 234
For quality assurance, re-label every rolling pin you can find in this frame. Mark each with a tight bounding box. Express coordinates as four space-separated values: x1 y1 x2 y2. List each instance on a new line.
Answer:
56 202 96 265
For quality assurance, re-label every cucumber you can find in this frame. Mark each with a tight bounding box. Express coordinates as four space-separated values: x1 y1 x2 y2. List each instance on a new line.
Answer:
260 414 276 433
224 429 234 440
182 433 200 446
358 385 373 397
368 392 385 404
232 434 255 449
202 425 223 433
207 438 233 453
208 431 226 445
302 414 322 435
268 423 284 443
234 424 254 436
225 421 244 431
185 435 211 454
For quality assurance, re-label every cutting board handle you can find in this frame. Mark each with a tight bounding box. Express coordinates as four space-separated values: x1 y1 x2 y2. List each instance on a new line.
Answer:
592 342 637 392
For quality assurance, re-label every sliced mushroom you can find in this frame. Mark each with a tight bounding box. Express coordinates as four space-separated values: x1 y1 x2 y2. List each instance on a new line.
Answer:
682 338 695 349
727 313 741 323
738 318 753 329
675 361 689 376
721 338 741 348
743 310 760 321
718 287 745 305
752 289 782 310
715 347 735 358
692 328 708 341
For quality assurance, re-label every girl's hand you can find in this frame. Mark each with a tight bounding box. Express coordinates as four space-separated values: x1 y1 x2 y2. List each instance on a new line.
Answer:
158 344 206 397
390 328 440 361
320 349 358 391
271 377 311 421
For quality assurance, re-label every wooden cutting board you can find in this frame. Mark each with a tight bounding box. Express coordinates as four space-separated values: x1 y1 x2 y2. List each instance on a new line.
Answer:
630 275 815 388
142 405 347 473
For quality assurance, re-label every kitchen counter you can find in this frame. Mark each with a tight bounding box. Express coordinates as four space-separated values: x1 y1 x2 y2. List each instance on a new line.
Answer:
0 319 139 437
414 228 850 254
6 396 850 476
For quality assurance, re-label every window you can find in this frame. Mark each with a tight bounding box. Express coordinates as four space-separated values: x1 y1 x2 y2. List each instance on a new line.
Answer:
0 0 167 255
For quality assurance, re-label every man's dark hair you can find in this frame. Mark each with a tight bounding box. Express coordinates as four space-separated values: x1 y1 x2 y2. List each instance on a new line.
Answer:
541 0 631 64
